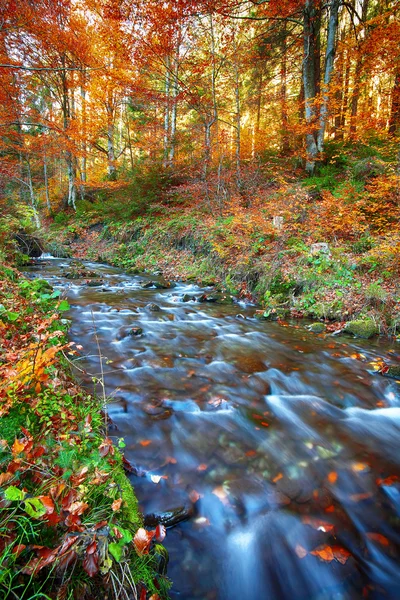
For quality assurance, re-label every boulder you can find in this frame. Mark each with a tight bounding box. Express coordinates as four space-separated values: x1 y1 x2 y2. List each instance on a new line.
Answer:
310 243 330 256
129 327 143 336
145 303 161 312
381 366 400 379
308 322 326 333
344 319 378 339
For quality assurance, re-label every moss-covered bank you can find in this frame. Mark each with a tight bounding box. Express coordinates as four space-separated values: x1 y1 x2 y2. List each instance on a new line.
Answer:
0 266 169 599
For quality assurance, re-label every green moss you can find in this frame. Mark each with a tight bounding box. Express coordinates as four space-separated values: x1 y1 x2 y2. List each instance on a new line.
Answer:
0 406 38 445
345 319 378 339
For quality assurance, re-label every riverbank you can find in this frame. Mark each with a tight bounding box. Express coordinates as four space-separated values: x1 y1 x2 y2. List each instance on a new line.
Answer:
0 265 170 599
43 211 400 341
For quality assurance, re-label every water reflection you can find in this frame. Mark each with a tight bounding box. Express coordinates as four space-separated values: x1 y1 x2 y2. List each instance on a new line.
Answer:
27 259 400 599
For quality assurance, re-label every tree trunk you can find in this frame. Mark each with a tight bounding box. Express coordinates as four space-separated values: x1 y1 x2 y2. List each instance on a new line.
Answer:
280 24 290 154
106 99 117 180
232 31 242 194
168 42 180 167
349 0 370 139
389 67 400 136
60 54 76 209
317 0 340 154
163 55 170 168
26 158 41 229
303 0 320 173
335 40 350 140
43 147 51 214
80 70 87 185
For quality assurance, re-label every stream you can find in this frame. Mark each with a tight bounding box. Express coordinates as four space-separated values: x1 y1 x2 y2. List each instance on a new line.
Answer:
26 258 400 600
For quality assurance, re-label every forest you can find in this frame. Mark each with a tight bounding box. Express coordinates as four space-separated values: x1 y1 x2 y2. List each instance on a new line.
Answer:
0 0 400 599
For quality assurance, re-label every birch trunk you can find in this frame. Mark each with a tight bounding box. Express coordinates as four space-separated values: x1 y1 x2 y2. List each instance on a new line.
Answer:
26 159 41 229
43 147 51 214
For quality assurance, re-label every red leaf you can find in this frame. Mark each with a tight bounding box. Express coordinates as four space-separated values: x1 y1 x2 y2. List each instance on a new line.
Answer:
155 524 166 543
12 544 26 557
366 533 390 546
99 438 114 457
87 541 97 555
140 588 147 600
46 512 62 527
68 501 89 516
134 528 155 555
62 490 77 510
83 550 99 577
38 496 55 515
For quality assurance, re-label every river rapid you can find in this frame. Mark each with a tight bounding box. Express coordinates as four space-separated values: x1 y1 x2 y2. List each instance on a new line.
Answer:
26 258 400 600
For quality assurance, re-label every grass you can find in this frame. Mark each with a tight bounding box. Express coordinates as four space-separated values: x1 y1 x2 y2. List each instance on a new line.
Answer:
0 269 170 600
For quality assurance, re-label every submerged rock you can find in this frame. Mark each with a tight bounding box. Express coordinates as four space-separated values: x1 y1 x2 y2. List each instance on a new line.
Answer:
140 280 176 289
129 327 143 336
144 506 194 528
344 319 378 339
182 294 194 302
381 365 400 379
145 303 161 312
308 322 326 334
86 279 104 287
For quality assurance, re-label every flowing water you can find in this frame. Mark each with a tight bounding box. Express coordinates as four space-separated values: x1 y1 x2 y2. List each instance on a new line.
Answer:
26 259 400 600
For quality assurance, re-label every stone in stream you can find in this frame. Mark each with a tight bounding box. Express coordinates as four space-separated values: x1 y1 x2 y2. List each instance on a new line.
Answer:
182 293 194 302
308 322 326 334
86 279 104 287
344 319 378 339
140 280 176 289
116 325 143 340
129 327 143 336
381 365 400 379
144 506 194 528
142 401 172 420
145 303 161 312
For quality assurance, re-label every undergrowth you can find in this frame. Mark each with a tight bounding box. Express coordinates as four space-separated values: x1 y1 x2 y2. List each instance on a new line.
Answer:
0 268 170 599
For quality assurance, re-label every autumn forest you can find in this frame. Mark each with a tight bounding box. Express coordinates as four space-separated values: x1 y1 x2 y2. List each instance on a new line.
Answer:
1 1 400 599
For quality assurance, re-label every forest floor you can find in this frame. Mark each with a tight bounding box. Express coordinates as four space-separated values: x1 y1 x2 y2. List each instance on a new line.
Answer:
42 142 400 340
0 266 170 599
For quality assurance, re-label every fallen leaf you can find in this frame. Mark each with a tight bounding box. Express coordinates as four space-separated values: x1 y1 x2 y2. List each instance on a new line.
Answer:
327 471 338 484
366 532 390 546
197 464 208 471
139 440 152 447
351 462 369 473
0 472 13 486
349 492 373 502
331 545 351 564
311 545 335 562
295 544 308 559
83 550 99 577
111 498 122 512
11 439 25 455
134 528 155 555
302 516 335 533
38 496 55 515
155 524 166 542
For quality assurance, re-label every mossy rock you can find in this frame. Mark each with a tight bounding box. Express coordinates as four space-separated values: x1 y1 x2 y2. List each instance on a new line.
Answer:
382 366 400 379
254 308 288 321
344 319 378 339
308 322 326 334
